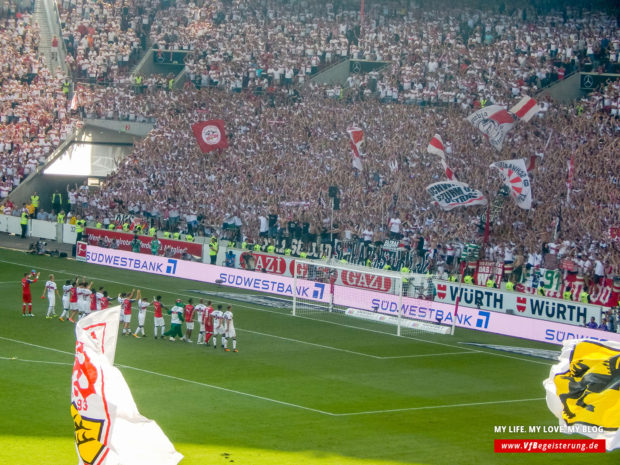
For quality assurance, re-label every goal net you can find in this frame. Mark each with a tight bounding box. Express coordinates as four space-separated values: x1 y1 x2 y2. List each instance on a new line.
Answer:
292 260 454 338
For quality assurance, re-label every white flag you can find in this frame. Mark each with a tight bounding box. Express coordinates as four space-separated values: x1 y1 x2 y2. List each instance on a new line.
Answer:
490 158 532 209
509 95 541 122
426 181 487 211
427 134 445 159
467 105 516 151
71 306 183 465
543 339 620 451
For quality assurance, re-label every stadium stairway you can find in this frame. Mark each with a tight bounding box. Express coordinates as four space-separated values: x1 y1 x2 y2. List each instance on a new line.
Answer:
35 0 69 77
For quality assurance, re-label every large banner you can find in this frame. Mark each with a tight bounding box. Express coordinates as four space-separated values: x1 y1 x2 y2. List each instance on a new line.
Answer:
426 181 487 211
85 246 620 345
434 281 603 326
467 105 515 150
85 228 203 260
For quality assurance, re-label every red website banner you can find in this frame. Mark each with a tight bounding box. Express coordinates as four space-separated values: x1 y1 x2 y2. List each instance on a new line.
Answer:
494 439 605 453
85 228 203 260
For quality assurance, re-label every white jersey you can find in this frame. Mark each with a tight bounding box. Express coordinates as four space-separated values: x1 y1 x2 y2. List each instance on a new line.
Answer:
79 288 92 312
137 299 149 325
223 310 236 337
195 303 207 328
211 309 224 330
45 280 57 296
95 292 104 311
63 284 72 297
170 305 184 324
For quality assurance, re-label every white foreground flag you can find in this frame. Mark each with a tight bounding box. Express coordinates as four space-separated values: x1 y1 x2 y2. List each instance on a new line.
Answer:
543 339 620 451
71 306 183 465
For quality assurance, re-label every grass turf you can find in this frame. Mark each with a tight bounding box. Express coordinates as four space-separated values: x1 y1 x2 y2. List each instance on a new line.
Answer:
0 248 617 464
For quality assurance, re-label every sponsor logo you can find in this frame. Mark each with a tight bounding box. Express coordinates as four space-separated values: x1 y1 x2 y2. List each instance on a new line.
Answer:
340 270 392 292
312 283 325 299
516 296 527 312
77 242 88 259
165 259 178 275
476 310 490 328
254 254 287 274
437 283 447 299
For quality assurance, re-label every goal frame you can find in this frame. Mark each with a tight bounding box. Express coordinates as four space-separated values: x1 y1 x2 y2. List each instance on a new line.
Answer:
292 259 455 337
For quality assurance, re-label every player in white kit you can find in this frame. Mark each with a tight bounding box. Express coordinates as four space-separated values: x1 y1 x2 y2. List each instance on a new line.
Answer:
210 304 224 349
222 305 238 352
133 290 149 338
41 274 60 319
194 299 207 344
59 279 72 321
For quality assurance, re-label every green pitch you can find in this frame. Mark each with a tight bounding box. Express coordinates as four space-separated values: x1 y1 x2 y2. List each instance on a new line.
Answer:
0 248 616 465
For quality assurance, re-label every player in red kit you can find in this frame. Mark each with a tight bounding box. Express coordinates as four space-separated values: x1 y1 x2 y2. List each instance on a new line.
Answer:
153 296 166 339
183 298 195 342
21 270 40 316
203 300 214 346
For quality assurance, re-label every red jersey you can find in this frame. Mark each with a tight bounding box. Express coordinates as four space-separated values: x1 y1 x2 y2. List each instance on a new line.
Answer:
90 293 97 311
203 306 214 330
22 277 37 295
153 301 163 318
184 304 195 323
70 287 78 303
123 298 133 315
100 296 109 309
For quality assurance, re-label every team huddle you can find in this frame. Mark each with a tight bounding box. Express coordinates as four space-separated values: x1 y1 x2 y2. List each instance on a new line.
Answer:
24 271 238 351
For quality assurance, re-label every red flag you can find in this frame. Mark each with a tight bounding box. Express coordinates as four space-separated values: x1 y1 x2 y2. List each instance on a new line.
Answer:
191 120 228 153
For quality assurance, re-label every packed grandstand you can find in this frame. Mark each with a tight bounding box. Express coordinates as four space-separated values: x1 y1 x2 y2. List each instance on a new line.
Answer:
1 0 619 322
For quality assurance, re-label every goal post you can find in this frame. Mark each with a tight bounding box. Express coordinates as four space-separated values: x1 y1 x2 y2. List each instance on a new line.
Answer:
292 259 455 338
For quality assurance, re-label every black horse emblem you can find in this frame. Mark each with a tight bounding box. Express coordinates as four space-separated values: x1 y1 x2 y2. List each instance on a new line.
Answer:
559 354 620 420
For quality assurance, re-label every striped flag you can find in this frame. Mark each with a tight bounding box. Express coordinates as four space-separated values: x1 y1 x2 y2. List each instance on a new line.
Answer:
347 125 364 171
427 134 446 159
510 95 541 122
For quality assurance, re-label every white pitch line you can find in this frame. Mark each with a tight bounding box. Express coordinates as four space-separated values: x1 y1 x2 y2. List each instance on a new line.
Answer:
0 258 554 366
0 356 72 366
115 363 336 416
331 397 546 417
380 351 476 359
0 338 546 417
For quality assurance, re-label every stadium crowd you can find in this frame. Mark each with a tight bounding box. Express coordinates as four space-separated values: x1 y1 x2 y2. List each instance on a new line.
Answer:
0 3 79 198
1 0 619 289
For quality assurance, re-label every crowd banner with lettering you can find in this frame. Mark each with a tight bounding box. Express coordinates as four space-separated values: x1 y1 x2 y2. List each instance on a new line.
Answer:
467 105 515 151
474 260 504 286
490 159 532 209
85 228 203 260
426 181 487 211
84 246 620 345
